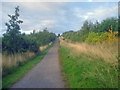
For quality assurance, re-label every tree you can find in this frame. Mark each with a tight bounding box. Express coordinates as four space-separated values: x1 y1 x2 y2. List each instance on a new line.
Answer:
5 6 23 35
62 17 118 43
81 20 89 31
100 17 118 32
88 21 94 32
2 6 56 54
58 34 60 37
2 6 23 54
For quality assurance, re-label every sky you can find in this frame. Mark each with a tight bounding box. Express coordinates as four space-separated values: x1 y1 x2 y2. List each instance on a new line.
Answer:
0 0 119 36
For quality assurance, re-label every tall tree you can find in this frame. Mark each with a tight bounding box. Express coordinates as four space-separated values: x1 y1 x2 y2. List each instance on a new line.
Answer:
3 6 23 54
5 6 23 35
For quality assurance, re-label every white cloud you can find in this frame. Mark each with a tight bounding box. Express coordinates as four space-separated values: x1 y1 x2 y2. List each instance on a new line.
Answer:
88 0 93 2
20 19 31 25
1 2 118 36
21 29 33 34
40 20 56 28
41 20 56 25
0 3 2 36
18 2 67 13
87 12 93 15
83 4 118 22
84 16 89 20
20 3 52 12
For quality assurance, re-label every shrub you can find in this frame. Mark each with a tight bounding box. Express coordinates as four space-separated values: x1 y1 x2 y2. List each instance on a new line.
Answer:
86 25 118 44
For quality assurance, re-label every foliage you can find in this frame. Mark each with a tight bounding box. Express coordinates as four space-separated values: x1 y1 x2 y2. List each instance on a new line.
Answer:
86 25 118 44
31 29 56 46
2 43 54 88
85 32 107 44
2 6 24 54
2 6 56 54
62 17 118 43
58 34 60 37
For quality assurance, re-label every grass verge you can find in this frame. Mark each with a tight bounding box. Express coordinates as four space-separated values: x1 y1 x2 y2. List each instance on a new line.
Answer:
58 39 69 88
59 45 118 88
2 42 55 88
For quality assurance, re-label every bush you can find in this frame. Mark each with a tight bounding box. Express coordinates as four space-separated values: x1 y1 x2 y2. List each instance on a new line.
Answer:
85 28 118 44
28 40 39 53
85 32 108 44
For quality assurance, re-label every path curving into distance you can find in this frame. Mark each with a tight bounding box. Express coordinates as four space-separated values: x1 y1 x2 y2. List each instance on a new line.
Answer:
12 39 64 88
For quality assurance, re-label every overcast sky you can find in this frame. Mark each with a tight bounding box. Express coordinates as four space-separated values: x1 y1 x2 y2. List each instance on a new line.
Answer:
0 1 118 36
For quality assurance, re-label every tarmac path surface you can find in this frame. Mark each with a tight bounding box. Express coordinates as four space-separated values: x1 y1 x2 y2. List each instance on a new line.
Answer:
12 39 64 88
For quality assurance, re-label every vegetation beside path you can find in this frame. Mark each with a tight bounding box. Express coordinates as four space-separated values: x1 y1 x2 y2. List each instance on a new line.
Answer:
2 42 55 88
59 39 118 88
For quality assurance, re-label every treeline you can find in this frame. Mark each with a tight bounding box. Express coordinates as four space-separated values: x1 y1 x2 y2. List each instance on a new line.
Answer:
2 6 56 54
62 17 118 43
30 29 56 46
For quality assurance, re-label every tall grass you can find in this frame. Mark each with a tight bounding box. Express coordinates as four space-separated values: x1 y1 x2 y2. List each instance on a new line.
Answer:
39 42 52 51
59 37 118 88
2 51 35 77
2 42 52 77
2 41 55 88
60 37 118 62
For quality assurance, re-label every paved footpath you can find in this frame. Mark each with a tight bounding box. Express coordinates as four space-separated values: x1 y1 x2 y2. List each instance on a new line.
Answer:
12 39 64 88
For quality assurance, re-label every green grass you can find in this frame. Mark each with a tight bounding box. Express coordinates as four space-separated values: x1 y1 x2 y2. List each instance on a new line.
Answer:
2 42 54 88
59 46 118 88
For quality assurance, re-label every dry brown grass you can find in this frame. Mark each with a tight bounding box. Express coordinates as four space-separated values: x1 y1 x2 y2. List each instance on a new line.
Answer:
40 42 52 51
49 42 52 46
2 42 53 76
2 42 52 69
40 45 48 51
59 36 118 62
2 51 35 68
